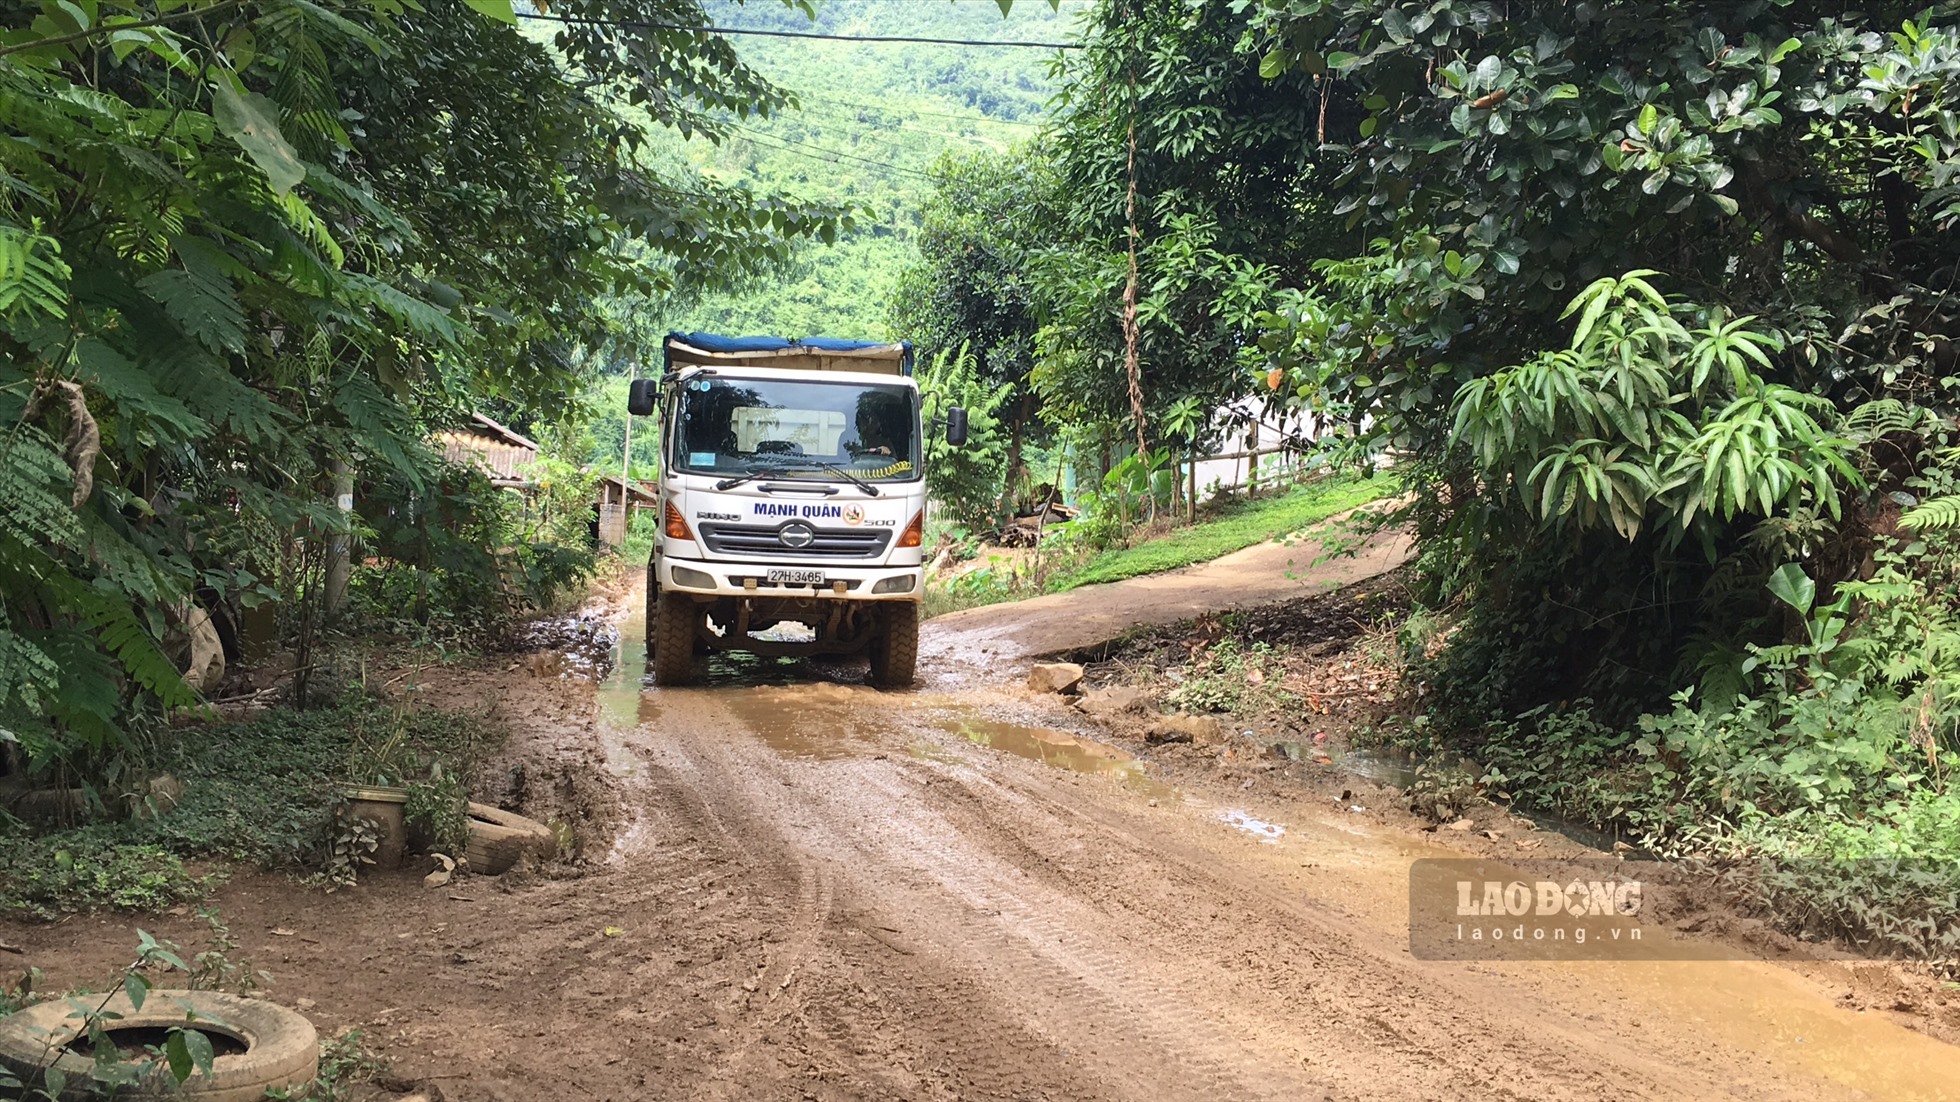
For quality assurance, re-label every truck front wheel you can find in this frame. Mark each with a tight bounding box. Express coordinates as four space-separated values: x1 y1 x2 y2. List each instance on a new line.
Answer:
651 591 700 687
866 602 920 688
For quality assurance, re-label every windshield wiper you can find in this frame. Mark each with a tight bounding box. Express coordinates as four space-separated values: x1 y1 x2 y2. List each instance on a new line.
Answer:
806 462 880 496
713 458 797 491
717 459 881 496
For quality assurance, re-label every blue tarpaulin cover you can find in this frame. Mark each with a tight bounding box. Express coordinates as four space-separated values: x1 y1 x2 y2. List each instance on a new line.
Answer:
665 332 914 373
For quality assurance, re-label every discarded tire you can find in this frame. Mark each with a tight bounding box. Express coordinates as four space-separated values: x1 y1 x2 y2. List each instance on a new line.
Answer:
0 990 317 1101
464 802 554 874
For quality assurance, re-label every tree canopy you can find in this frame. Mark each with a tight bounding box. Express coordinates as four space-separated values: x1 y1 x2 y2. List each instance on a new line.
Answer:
0 0 845 765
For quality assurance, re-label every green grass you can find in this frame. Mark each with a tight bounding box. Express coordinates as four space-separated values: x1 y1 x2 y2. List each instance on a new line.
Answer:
1047 473 1398 592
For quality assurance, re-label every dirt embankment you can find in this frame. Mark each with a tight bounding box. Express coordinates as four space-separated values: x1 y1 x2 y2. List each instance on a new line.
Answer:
922 522 1412 663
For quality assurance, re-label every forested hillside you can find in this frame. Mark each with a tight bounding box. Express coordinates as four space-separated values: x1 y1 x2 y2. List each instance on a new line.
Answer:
661 0 1084 339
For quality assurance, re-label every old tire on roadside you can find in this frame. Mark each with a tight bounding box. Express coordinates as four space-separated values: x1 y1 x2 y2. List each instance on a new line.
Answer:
464 802 554 875
866 602 919 688
0 990 317 1102
650 590 699 687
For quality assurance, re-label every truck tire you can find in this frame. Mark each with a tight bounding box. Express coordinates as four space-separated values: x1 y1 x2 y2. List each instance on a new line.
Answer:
650 591 699 687
643 562 658 645
867 602 919 688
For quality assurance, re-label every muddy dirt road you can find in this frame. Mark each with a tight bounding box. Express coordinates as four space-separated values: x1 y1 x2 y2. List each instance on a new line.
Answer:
8 538 1959 1101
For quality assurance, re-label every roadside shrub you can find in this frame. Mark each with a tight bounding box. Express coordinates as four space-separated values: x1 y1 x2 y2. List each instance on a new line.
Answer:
1474 704 1640 825
353 454 596 637
0 701 495 916
1166 636 1288 715
0 828 204 918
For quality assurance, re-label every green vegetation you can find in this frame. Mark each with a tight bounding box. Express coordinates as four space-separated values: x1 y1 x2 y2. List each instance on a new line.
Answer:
0 700 492 917
0 0 843 778
1163 636 1290 715
918 344 1016 531
1050 474 1396 590
1243 1 1960 920
661 0 1081 341
889 0 1960 947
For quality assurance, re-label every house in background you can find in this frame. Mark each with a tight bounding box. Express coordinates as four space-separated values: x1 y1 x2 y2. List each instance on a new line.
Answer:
434 413 539 488
594 474 659 547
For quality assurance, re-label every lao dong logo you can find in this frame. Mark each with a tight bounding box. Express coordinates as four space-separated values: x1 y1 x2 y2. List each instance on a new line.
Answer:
1408 859 1663 959
753 503 843 519
1455 879 1642 918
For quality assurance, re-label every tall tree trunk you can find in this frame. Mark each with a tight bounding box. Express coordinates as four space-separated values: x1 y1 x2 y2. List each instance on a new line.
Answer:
1121 54 1148 521
1188 446 1198 524
1002 387 1031 521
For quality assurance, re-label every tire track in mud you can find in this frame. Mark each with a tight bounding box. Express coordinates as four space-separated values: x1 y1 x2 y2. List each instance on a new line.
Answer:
799 762 1361 1100
621 702 1118 1099
655 704 1332 1101
668 691 1840 1102
583 596 1911 1101
907 745 1859 1102
911 755 1810 1101
606 716 840 1097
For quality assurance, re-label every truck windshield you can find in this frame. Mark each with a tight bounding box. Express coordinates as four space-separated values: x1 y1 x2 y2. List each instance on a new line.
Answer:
672 377 922 482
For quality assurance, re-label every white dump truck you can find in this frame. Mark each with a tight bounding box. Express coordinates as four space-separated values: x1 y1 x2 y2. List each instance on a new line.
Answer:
626 332 966 687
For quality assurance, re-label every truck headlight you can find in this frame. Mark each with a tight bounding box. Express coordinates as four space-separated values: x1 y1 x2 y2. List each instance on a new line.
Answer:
670 565 716 589
871 575 915 594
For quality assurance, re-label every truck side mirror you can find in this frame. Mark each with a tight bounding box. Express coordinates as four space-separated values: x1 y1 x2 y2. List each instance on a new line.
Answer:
945 406 969 448
627 378 658 417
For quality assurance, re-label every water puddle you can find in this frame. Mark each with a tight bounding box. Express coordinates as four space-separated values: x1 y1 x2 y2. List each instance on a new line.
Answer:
721 683 891 760
1219 809 1286 844
1340 746 1420 787
936 716 1175 800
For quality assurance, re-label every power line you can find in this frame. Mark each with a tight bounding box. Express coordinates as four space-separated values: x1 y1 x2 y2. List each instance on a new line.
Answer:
517 12 1079 50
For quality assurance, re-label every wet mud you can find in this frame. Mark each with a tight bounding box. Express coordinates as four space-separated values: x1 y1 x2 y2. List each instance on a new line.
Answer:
6 553 1959 1101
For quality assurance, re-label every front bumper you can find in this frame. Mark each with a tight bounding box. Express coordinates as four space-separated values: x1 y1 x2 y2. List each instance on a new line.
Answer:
659 556 922 601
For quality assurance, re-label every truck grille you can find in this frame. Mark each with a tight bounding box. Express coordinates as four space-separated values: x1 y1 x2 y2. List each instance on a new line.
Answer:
697 522 892 559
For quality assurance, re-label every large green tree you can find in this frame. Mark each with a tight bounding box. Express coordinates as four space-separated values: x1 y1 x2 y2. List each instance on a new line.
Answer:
1250 0 1960 714
0 0 843 769
1028 0 1361 452
891 144 1060 509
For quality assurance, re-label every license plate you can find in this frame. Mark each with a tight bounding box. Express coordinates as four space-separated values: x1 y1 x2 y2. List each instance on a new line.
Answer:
766 568 826 586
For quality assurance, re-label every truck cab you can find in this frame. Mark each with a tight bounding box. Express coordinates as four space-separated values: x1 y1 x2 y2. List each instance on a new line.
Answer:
626 332 964 687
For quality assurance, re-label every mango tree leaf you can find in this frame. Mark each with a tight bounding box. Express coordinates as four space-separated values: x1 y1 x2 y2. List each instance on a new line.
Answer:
209 81 303 194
